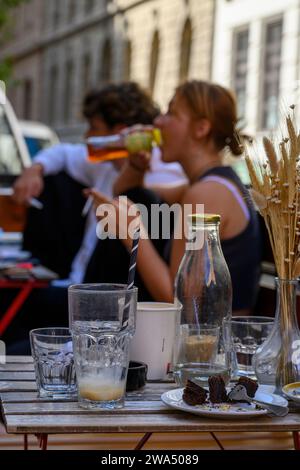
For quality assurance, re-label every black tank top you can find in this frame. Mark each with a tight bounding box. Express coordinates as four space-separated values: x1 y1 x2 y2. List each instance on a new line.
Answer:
198 166 262 311
164 166 262 311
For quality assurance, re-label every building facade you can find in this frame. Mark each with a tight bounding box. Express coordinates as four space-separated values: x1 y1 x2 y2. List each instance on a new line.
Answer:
0 0 44 122
212 0 300 136
0 0 215 141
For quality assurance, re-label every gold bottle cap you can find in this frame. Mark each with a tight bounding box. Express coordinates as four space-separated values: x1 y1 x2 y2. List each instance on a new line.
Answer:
188 213 221 225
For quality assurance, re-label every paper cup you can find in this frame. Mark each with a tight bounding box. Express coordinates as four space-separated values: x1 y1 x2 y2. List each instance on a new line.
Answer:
129 302 181 380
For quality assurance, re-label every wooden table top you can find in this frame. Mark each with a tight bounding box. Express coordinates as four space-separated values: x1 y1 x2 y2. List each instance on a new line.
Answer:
1 356 300 435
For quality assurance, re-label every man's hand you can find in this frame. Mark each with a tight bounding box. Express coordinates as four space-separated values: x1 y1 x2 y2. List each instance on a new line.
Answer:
13 164 44 205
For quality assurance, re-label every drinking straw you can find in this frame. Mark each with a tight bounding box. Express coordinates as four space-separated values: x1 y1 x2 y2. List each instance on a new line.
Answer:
127 225 140 288
122 225 140 328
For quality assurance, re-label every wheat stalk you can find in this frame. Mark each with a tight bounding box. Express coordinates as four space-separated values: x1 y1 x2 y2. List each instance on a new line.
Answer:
246 111 300 388
246 113 300 280
249 189 267 211
263 137 278 176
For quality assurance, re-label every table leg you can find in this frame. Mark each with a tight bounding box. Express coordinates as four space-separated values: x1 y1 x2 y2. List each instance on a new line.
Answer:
293 431 300 450
40 434 48 451
35 433 42 447
210 432 225 450
23 434 28 450
0 283 34 336
36 433 48 450
134 432 152 450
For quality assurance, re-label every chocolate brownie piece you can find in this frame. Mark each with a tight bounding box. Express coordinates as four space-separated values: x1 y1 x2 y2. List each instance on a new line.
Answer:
237 376 258 398
208 375 228 403
182 380 208 406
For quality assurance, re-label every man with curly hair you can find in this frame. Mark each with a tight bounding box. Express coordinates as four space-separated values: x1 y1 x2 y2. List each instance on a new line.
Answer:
13 82 185 284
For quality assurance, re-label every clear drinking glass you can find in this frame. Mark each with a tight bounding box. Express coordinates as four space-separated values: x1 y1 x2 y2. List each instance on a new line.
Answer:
223 316 274 377
68 283 138 410
172 324 230 386
30 327 76 398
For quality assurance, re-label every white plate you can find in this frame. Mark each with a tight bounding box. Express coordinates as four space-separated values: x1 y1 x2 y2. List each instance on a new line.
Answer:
282 382 300 404
161 387 288 419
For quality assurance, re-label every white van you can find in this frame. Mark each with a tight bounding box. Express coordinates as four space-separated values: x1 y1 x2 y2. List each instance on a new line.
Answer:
0 86 31 232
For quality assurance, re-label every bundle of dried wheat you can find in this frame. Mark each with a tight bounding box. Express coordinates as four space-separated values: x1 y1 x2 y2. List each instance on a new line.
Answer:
246 111 300 280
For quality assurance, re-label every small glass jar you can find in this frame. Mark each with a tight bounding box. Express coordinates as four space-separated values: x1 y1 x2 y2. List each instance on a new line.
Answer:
173 214 232 386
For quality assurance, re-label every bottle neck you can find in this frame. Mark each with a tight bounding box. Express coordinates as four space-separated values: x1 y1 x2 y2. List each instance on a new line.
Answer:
187 222 221 251
86 134 124 149
86 134 128 162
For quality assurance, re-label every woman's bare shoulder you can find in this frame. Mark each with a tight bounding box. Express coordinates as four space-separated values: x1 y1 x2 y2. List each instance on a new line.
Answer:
180 180 229 205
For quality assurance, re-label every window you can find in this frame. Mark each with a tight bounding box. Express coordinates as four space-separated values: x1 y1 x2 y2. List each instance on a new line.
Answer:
64 61 74 122
52 0 60 29
261 19 283 130
23 79 32 120
232 27 249 121
24 137 53 159
149 30 160 95
82 53 91 94
24 135 51 158
68 0 76 21
49 65 58 124
123 40 132 81
85 0 94 14
0 105 22 181
178 18 192 82
100 38 112 84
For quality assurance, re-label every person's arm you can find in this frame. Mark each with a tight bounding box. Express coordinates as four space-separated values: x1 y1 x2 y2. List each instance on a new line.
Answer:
126 184 216 299
13 144 95 204
12 144 68 204
114 146 188 203
86 187 190 301
33 143 71 175
131 183 232 299
87 183 230 302
113 158 147 196
34 143 92 180
86 187 174 301
13 163 44 204
113 154 188 204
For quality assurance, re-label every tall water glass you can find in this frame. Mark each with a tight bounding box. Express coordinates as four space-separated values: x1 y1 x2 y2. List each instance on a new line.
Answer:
68 284 137 409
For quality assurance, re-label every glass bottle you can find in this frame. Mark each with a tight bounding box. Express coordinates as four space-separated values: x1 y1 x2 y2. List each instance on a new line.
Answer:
86 126 161 163
173 214 233 386
253 278 300 392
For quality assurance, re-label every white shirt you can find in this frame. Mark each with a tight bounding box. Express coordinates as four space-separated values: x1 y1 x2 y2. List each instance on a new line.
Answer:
34 143 187 284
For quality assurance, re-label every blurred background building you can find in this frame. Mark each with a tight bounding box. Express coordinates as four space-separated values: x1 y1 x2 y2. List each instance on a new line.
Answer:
0 0 214 141
212 0 300 137
1 0 300 141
